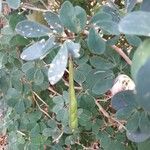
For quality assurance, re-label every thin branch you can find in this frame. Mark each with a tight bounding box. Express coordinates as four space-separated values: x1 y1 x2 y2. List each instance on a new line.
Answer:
32 93 52 119
39 0 49 10
52 129 64 143
32 91 48 107
75 141 94 150
62 78 82 90
48 87 61 96
111 45 132 65
17 130 26 136
95 100 126 130
21 3 50 12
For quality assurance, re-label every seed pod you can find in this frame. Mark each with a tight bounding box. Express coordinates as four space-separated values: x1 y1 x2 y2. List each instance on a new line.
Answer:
69 56 78 131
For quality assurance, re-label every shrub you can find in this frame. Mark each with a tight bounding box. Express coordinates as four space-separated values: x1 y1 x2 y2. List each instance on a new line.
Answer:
0 0 150 149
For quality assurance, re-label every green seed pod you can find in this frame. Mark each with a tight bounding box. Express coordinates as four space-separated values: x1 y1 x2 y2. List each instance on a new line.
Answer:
69 56 78 131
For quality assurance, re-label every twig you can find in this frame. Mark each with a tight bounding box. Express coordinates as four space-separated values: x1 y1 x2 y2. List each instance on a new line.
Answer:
111 45 132 65
52 129 64 143
84 30 132 65
95 100 126 130
39 0 49 10
32 93 52 119
17 130 26 136
75 141 94 150
48 87 61 96
32 91 48 107
21 3 50 12
62 78 82 90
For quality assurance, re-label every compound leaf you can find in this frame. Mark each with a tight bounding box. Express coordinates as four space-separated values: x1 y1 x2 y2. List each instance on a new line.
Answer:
59 1 87 33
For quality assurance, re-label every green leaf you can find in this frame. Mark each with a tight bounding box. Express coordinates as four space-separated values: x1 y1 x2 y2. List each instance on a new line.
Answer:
126 112 139 132
79 109 92 127
10 35 29 46
111 90 137 111
34 69 44 85
138 139 150 150
0 26 15 44
116 106 135 120
97 20 120 35
47 120 57 129
42 128 53 137
126 129 150 143
16 20 51 38
83 69 114 93
28 111 42 123
65 135 76 145
48 42 68 85
6 0 21 9
11 70 23 92
98 132 127 150
90 56 114 70
101 5 120 23
22 61 35 73
119 11 150 36
20 37 56 61
14 99 25 114
56 108 69 125
125 0 137 12
66 40 80 58
0 70 9 93
87 28 106 54
0 52 5 69
6 88 21 107
140 0 150 12
74 69 86 84
139 112 150 134
92 78 113 95
136 59 150 112
30 124 41 137
131 39 150 81
9 12 26 30
30 135 46 145
59 1 87 33
90 12 112 24
43 12 63 33
79 94 95 112
125 35 142 47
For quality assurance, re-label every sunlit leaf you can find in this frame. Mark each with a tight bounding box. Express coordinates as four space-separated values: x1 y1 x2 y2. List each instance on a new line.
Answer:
20 36 56 61
65 40 80 58
119 11 150 36
48 43 68 85
16 20 51 38
6 0 21 9
43 12 63 33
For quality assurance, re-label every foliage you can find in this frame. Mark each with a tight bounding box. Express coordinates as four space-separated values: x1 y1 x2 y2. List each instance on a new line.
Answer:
0 0 150 149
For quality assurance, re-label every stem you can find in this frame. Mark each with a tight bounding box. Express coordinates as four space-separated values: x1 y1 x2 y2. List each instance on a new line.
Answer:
95 100 126 130
111 45 132 65
69 56 78 131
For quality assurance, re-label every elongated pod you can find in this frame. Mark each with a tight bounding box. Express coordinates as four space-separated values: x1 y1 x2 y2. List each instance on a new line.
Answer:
69 56 78 131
